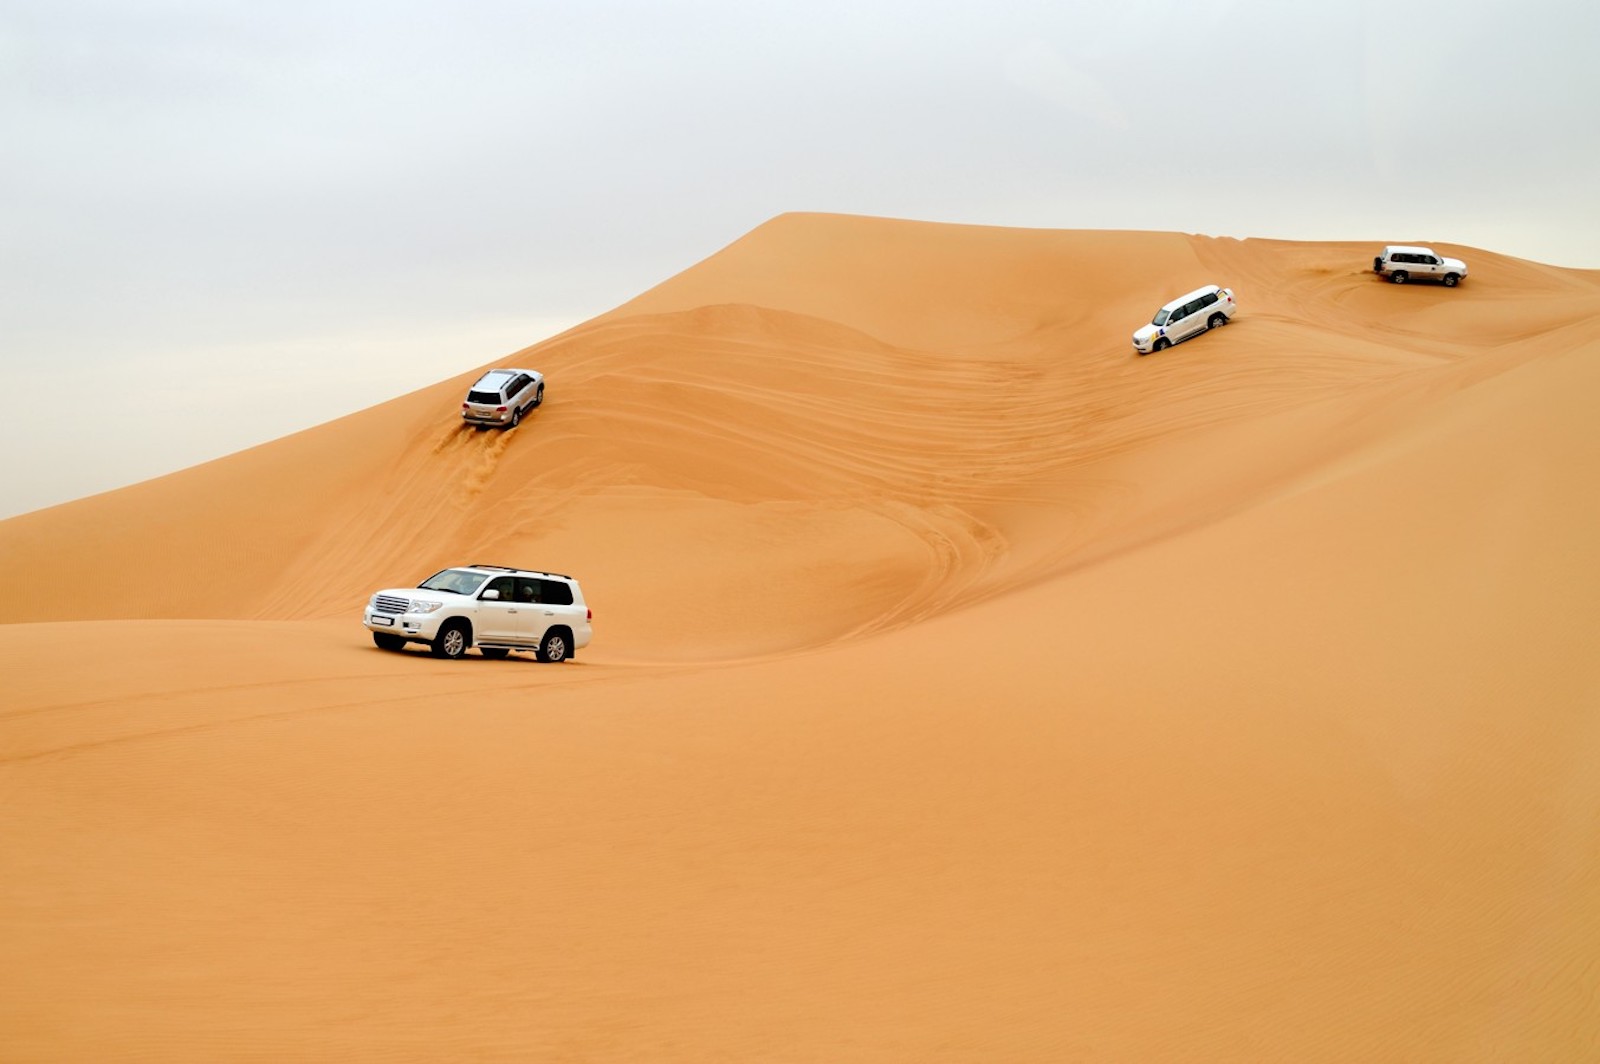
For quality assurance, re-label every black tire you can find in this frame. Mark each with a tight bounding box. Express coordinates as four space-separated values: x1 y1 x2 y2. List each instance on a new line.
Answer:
480 647 510 660
1443 273 1460 287
508 406 522 429
1152 337 1171 352
1208 313 1227 330
536 628 570 663
530 384 544 408
1390 271 1408 284
431 621 470 660
373 632 405 651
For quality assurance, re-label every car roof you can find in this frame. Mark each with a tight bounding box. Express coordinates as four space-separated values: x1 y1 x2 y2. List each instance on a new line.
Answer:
470 368 538 389
1384 245 1435 255
1161 284 1222 311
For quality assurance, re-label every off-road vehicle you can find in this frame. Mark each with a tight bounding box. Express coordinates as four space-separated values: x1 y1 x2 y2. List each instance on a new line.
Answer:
1373 246 1467 287
462 368 544 429
364 564 592 661
1133 284 1237 355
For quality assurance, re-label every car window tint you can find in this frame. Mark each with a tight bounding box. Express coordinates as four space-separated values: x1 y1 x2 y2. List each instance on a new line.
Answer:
482 576 516 599
539 579 574 606
514 578 540 603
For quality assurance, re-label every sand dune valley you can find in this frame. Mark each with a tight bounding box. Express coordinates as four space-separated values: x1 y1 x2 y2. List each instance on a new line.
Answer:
4 213 1600 1061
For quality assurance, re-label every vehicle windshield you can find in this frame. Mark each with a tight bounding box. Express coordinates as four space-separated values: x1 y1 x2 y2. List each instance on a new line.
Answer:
1151 309 1171 326
418 569 489 595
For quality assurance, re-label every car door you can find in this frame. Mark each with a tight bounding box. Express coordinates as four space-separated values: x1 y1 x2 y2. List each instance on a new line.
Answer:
511 374 533 412
474 575 522 642
533 578 583 644
1168 300 1201 341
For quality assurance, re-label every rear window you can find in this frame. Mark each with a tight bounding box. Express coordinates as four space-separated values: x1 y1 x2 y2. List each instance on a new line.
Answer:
467 390 501 404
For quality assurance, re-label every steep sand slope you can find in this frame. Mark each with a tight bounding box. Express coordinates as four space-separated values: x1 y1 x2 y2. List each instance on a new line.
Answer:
3 215 1599 1061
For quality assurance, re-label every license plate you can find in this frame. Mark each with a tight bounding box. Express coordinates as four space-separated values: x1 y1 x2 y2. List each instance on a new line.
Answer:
371 615 394 626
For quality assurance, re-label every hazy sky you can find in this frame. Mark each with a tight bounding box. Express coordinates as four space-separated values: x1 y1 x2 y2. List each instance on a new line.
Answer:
3 0 1597 518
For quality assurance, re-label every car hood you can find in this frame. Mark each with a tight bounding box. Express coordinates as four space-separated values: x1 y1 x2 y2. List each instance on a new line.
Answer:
1132 324 1160 342
1443 257 1467 272
371 588 474 606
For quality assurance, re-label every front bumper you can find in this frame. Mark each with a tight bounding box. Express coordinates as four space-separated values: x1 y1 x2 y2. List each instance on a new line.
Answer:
364 606 446 642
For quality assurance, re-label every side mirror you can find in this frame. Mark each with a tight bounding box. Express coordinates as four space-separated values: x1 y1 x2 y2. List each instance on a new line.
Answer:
482 589 501 600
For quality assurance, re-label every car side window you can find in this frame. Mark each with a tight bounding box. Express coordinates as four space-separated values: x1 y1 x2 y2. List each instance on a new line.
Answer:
1200 293 1216 308
515 578 541 603
482 576 516 600
539 579 574 606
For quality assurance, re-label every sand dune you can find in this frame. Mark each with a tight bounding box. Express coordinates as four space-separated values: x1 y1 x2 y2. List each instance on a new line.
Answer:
3 213 1599 1060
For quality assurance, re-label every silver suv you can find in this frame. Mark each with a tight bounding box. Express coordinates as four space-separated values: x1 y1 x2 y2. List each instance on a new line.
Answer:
462 368 545 429
364 564 592 662
1373 246 1467 287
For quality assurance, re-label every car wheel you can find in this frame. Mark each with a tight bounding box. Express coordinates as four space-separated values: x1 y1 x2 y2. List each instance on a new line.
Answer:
531 384 544 408
1208 313 1227 329
431 621 470 660
373 632 405 651
1152 337 1171 352
1443 273 1460 287
508 407 522 429
536 629 570 663
1390 271 1408 284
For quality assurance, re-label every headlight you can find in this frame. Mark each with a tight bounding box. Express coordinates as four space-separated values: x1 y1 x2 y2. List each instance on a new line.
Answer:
410 600 444 615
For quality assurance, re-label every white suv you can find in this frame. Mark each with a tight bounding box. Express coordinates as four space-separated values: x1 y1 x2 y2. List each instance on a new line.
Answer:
462 368 544 429
364 565 592 662
1373 246 1467 287
1132 284 1237 355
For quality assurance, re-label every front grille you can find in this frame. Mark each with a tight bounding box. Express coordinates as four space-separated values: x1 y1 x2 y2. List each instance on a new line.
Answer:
374 594 411 614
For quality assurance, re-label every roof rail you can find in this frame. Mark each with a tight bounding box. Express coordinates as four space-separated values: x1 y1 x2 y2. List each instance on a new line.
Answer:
466 564 573 580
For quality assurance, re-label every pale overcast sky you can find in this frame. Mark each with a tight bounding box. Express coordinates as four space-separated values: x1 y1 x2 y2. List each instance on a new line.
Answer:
3 0 1597 517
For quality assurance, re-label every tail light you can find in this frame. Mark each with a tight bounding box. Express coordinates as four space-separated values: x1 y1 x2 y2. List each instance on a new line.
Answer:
461 402 469 409
586 608 592 620
496 406 508 413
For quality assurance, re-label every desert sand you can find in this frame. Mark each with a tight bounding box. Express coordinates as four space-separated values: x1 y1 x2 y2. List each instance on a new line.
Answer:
3 213 1599 1061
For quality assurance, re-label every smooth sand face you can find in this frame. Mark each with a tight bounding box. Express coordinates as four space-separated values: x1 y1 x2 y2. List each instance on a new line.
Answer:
3 214 1599 1061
